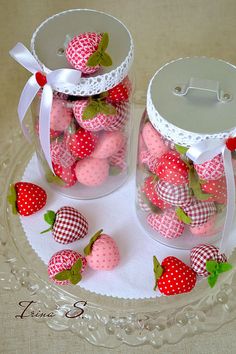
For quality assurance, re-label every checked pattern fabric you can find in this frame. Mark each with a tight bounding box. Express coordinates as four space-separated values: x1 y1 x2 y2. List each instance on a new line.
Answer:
147 209 184 239
52 206 88 244
183 200 216 226
190 244 227 276
155 180 192 207
194 154 225 180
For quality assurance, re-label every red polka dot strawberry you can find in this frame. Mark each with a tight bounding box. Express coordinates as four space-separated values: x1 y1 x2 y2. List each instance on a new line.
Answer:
155 179 192 207
156 151 189 186
107 76 132 103
142 122 169 157
48 249 87 285
84 229 120 270
66 32 112 74
147 209 185 239
7 182 47 216
153 256 197 295
41 206 88 244
142 176 171 210
179 199 216 226
52 162 77 188
67 128 97 159
194 154 225 181
190 244 232 287
50 98 73 132
201 177 227 204
75 157 109 187
91 131 125 159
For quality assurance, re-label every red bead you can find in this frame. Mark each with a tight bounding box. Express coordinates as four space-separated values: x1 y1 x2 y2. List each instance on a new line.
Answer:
226 137 236 151
35 72 47 87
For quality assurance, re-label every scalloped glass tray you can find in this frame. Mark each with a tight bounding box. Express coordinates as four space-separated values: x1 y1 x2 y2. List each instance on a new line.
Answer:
1 130 236 349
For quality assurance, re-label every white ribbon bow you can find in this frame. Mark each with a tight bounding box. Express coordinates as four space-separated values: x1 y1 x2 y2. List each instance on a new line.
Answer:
187 138 235 254
9 43 81 172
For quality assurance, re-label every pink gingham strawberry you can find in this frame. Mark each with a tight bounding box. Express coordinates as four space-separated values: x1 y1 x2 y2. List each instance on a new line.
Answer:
66 32 112 74
48 249 87 285
201 177 227 204
67 129 97 159
53 162 77 187
147 209 185 239
181 199 216 226
142 122 169 156
50 140 76 168
50 99 73 131
156 151 189 186
41 206 88 244
107 76 132 103
194 154 225 180
84 229 120 270
142 176 171 210
75 157 109 186
156 180 192 207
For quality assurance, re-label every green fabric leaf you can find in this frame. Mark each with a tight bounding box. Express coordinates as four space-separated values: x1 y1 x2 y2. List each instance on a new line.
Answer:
100 52 112 66
208 274 218 288
71 259 82 273
84 229 103 256
153 256 163 290
175 144 188 155
100 103 116 115
45 171 65 186
7 184 17 215
87 51 101 67
98 32 109 51
54 270 71 281
189 168 212 201
175 207 192 224
206 260 218 273
109 166 122 176
69 273 82 285
218 262 233 273
82 102 99 120
44 210 56 226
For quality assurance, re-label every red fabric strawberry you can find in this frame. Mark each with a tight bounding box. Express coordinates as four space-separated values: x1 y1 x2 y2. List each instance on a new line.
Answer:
153 256 197 295
147 209 185 239
156 151 189 186
67 129 97 159
181 199 216 226
201 177 227 204
107 76 132 103
142 176 171 209
155 179 192 207
53 162 77 188
8 182 47 216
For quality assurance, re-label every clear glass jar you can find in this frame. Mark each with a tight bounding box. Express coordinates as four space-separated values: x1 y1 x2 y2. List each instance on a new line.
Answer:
30 9 134 199
136 57 236 250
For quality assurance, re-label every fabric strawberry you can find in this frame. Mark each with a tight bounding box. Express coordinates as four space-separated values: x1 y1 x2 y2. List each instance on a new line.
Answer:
190 215 218 236
108 144 127 170
66 32 112 74
50 98 73 131
50 140 76 168
153 256 197 295
67 129 97 159
75 157 109 186
142 176 171 210
201 177 227 204
107 76 132 103
180 199 216 226
41 206 88 244
194 154 225 181
91 131 125 159
140 151 159 174
147 209 185 238
48 249 87 285
35 121 62 139
53 162 77 187
84 229 120 270
156 151 189 186
142 122 169 157
137 187 151 213
155 179 192 207
190 244 232 289
8 182 47 216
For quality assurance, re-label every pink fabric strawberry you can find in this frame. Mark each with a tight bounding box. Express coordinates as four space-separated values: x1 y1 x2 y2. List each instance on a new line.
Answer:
53 162 77 187
190 214 218 236
50 99 72 131
142 122 168 156
155 180 192 207
91 131 125 159
153 256 197 295
142 176 171 210
50 140 76 168
201 177 227 204
41 206 88 244
137 187 151 212
108 144 127 170
107 76 132 103
140 150 159 174
156 151 189 186
67 129 97 159
84 229 120 270
181 199 216 226
147 209 185 238
48 249 87 285
138 133 148 165
35 120 61 139
194 154 225 181
66 32 112 74
75 157 109 186
8 182 47 216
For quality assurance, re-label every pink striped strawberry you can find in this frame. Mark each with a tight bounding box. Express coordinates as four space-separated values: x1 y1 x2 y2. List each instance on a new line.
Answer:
181 199 216 226
142 176 171 210
147 209 185 238
153 256 197 295
155 180 192 207
48 249 87 285
194 154 225 180
67 129 97 159
8 182 47 216
107 76 132 103
201 177 227 204
41 206 88 244
142 122 169 157
75 157 109 186
53 162 77 187
66 32 112 74
156 151 189 186
50 140 76 168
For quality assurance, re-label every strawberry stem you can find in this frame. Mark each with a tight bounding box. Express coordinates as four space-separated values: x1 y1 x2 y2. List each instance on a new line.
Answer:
84 229 103 256
153 256 163 291
40 210 56 234
7 184 18 215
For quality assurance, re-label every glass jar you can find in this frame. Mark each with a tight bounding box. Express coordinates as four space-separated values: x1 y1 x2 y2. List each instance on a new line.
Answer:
30 9 134 199
136 57 236 250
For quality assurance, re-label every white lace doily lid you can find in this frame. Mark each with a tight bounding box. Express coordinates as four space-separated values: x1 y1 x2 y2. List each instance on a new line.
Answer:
147 57 236 147
31 9 134 96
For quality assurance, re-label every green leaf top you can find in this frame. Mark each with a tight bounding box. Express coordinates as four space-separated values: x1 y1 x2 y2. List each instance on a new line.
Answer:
54 258 83 285
153 256 163 290
176 207 192 225
87 32 112 67
7 184 17 215
175 144 189 155
45 171 65 186
188 168 212 201
82 98 116 120
40 210 56 234
84 229 103 256
206 259 232 288
109 165 123 176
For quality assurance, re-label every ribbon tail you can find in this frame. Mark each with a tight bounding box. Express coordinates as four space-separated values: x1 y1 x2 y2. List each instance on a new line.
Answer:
219 147 235 255
18 75 40 141
39 84 54 174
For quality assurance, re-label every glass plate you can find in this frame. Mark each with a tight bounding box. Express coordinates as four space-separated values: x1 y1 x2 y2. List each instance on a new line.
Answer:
1 130 236 349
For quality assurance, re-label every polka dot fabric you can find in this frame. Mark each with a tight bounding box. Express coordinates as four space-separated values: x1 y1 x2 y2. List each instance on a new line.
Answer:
155 179 192 207
50 99 72 131
67 129 97 159
147 209 185 238
142 122 169 156
75 157 109 186
142 176 171 210
201 177 227 204
194 154 225 181
48 250 87 285
52 206 88 244
53 163 77 187
86 234 120 270
92 131 124 159
15 182 47 216
190 244 227 277
182 199 216 226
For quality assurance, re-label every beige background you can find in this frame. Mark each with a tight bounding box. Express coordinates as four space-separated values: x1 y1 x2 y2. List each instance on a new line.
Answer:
1 0 236 353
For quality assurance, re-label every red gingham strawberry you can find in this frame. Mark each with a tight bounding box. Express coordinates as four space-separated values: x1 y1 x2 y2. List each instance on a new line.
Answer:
84 229 120 270
182 199 216 226
190 244 227 277
142 176 171 210
201 177 227 204
53 162 77 187
8 182 47 216
50 140 76 168
194 154 225 180
190 214 219 236
41 206 88 244
107 76 132 103
48 249 87 285
155 180 192 207
153 256 197 295
156 151 189 186
147 209 185 238
67 129 97 159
